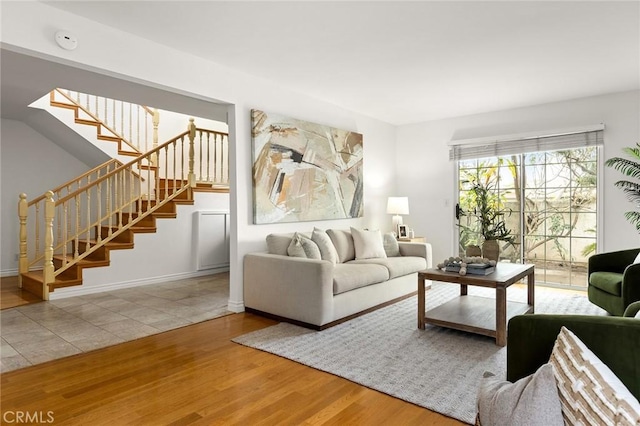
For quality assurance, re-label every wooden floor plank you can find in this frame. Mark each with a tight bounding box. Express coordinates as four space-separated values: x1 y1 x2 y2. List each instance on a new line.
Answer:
0 275 42 310
1 313 464 425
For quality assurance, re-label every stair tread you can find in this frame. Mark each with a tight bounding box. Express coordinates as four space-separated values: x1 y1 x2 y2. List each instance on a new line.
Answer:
53 255 110 268
22 270 82 286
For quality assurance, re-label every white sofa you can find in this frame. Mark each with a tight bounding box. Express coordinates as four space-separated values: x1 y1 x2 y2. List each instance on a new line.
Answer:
244 228 433 329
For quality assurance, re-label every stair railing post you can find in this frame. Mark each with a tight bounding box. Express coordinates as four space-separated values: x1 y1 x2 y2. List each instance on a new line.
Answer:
188 118 196 188
18 193 28 287
152 109 160 167
42 191 55 301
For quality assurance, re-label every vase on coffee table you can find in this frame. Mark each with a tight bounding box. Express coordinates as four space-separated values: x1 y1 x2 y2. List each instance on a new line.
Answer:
482 239 500 261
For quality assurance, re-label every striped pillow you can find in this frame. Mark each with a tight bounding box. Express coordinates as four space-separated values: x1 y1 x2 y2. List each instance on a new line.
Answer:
549 327 640 426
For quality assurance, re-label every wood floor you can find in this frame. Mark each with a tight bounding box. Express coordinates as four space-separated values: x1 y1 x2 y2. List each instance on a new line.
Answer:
1 275 41 310
1 312 464 425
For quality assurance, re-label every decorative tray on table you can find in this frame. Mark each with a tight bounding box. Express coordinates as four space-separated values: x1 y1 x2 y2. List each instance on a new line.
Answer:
437 256 497 276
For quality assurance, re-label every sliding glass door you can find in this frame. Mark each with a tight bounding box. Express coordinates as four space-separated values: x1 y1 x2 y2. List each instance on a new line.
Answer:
457 147 598 289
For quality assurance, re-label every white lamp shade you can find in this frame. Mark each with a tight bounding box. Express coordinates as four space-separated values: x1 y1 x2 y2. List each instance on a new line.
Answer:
387 197 409 215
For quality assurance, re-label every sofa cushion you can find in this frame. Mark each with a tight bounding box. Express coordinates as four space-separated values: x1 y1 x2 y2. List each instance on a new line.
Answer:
550 326 640 425
327 229 356 263
350 256 427 279
312 228 339 264
351 227 387 260
589 271 623 296
333 263 390 295
383 232 401 257
287 233 321 259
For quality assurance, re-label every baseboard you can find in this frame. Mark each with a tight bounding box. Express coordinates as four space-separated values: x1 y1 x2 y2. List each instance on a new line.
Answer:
1 268 19 278
2 266 44 278
49 267 229 299
227 299 245 313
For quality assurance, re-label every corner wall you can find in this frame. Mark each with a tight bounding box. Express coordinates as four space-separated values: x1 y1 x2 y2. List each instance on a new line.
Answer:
397 90 640 264
0 119 92 275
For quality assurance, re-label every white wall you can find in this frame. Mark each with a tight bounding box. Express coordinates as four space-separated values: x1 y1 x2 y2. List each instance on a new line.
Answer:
0 2 397 309
397 90 640 264
0 119 92 274
156 108 228 143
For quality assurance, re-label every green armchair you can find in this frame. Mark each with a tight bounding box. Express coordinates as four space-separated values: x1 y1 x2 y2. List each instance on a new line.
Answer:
507 313 640 400
588 248 640 316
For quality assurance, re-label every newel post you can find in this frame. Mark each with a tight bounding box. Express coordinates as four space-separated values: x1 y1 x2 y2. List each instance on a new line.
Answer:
152 109 160 166
42 191 55 301
187 118 196 187
18 193 28 287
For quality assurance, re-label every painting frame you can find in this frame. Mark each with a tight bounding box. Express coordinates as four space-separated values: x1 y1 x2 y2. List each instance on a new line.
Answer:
251 109 364 224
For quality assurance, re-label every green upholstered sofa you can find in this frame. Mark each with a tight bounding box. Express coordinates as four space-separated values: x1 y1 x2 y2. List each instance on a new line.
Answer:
588 248 640 316
506 309 640 400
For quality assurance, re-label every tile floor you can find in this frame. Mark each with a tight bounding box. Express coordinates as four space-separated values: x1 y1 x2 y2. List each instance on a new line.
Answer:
0 273 231 373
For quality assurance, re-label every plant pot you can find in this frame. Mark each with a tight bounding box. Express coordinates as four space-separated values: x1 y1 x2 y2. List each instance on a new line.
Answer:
465 245 482 257
482 240 500 261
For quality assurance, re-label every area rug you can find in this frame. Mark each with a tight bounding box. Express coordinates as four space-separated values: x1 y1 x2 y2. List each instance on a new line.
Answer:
233 283 606 424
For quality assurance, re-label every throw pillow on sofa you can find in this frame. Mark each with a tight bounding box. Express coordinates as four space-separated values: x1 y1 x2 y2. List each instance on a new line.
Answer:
549 326 640 425
350 227 387 260
312 228 339 264
327 229 356 263
287 233 321 259
383 232 401 257
476 364 563 426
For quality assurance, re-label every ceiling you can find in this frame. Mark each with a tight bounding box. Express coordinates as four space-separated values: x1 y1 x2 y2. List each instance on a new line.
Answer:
25 1 640 125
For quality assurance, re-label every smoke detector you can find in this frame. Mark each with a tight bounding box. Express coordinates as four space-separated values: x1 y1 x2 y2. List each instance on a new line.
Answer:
55 31 78 51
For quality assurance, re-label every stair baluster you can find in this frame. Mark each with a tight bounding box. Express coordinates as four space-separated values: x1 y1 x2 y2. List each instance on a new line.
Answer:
18 194 28 288
42 191 55 300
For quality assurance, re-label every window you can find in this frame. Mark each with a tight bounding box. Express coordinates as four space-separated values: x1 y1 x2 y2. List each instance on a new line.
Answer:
453 129 602 289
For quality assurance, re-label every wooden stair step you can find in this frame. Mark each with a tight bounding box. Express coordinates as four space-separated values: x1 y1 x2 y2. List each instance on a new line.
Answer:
53 255 110 269
49 101 77 110
97 134 121 142
121 212 156 227
119 150 143 157
75 118 100 127
104 240 134 250
21 271 83 293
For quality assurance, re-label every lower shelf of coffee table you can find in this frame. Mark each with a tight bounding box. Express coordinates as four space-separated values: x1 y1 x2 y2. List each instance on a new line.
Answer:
424 295 533 338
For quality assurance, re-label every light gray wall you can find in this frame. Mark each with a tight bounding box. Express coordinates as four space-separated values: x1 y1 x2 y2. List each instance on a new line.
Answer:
397 90 640 264
0 119 91 274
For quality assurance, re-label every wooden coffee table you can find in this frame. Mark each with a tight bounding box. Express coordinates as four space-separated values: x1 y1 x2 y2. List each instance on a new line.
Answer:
418 263 534 346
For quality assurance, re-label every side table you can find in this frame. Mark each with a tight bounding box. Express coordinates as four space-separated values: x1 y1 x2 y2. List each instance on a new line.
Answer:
398 237 426 243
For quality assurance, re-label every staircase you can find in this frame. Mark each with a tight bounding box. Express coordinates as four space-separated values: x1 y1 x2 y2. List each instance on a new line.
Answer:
18 89 229 300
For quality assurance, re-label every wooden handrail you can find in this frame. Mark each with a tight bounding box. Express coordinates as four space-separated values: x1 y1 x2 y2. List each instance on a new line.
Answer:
28 159 121 206
55 128 225 205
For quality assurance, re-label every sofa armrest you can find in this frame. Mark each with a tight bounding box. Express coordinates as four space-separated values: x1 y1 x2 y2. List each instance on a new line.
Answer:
588 248 640 275
507 314 640 399
623 263 640 306
624 301 640 317
398 242 433 268
243 253 335 326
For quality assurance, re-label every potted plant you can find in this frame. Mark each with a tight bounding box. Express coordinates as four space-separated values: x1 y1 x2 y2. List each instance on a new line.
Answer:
605 143 640 233
465 181 515 261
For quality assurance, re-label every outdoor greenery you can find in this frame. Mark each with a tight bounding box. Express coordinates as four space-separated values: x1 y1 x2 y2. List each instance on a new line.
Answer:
460 180 514 243
605 143 640 233
458 147 598 287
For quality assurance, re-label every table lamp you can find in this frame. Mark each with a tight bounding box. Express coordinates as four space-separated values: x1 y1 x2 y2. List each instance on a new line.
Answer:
387 197 409 234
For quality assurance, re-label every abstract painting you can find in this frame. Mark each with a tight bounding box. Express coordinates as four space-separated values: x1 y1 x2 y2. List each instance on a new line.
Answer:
251 109 364 224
